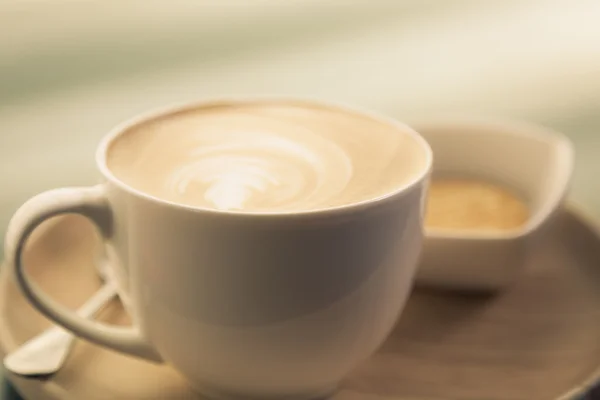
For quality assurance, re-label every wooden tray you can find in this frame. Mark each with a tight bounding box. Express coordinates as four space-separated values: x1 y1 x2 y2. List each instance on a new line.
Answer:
1 206 600 400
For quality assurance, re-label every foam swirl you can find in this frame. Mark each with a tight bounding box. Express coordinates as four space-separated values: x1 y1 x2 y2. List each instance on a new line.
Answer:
107 102 425 212
164 132 352 211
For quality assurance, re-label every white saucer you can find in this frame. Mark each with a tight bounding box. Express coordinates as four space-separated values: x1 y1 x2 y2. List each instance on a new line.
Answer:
2 207 600 400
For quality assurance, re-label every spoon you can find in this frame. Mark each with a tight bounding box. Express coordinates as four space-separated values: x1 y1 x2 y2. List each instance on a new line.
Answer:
4 256 118 376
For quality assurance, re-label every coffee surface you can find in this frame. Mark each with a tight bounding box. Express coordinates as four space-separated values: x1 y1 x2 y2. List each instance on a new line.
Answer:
107 101 426 212
426 178 529 231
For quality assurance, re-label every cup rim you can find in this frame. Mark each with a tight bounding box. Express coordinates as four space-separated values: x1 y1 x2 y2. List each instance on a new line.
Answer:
414 115 575 240
95 96 433 218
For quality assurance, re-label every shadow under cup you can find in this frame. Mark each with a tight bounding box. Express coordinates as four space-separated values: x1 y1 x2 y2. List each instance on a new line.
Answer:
8 99 432 399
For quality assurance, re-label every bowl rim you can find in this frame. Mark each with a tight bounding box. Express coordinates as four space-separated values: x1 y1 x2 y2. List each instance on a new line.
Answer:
414 116 575 240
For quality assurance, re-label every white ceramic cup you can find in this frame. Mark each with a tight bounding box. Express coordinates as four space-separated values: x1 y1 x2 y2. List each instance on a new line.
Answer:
4 99 432 399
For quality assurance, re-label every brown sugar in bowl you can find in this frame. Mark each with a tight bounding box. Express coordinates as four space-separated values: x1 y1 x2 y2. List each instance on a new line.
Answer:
413 117 574 291
425 178 529 232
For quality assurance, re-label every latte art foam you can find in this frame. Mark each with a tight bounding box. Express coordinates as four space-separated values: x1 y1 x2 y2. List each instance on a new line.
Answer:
163 132 352 211
107 102 426 212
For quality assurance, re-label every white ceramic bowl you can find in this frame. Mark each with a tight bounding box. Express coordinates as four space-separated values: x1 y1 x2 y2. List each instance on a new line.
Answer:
413 117 574 291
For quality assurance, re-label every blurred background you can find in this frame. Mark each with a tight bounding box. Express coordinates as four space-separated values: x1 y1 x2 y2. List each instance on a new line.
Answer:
2 0 600 233
1 1 600 398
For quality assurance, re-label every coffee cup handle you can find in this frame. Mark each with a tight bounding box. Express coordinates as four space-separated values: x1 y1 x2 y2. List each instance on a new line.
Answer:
4 184 163 363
